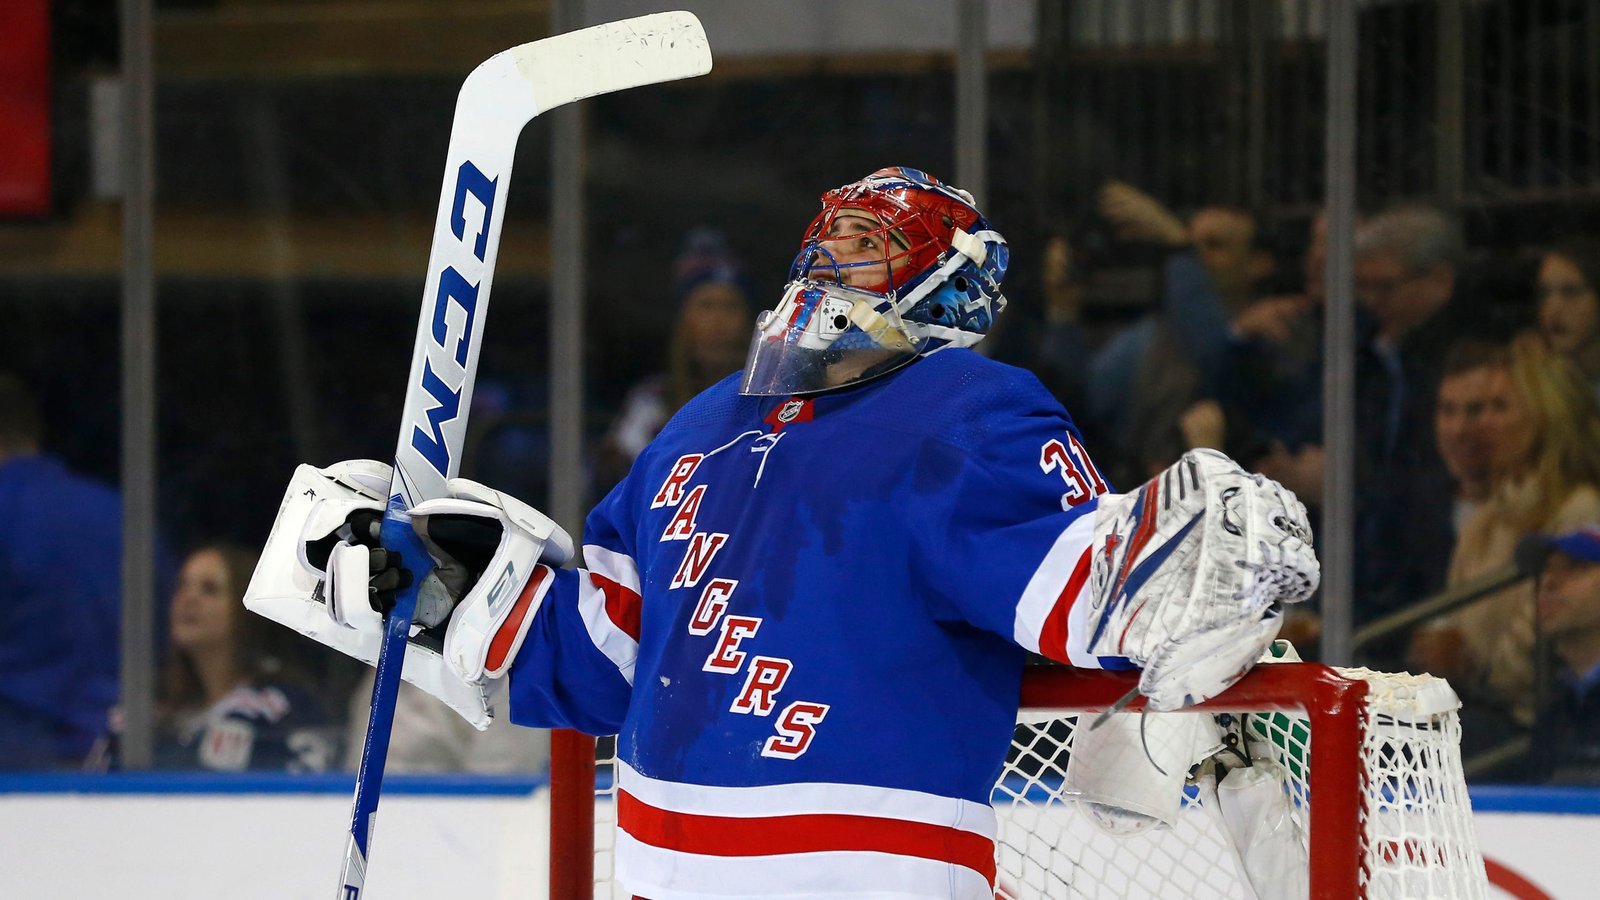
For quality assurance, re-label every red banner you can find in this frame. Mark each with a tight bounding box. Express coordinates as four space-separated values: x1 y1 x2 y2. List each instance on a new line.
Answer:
0 0 52 217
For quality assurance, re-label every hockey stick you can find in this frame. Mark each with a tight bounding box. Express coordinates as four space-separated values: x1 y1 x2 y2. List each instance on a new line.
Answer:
338 13 711 898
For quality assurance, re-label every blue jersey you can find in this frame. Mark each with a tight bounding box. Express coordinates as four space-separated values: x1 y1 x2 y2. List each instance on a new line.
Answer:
507 350 1116 899
90 681 339 774
0 455 129 769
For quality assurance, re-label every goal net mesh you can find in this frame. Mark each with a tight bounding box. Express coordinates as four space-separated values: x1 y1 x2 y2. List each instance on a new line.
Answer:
561 663 1489 899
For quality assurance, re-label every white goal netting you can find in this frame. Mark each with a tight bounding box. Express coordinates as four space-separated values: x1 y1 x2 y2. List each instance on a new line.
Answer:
561 663 1489 899
994 665 1487 899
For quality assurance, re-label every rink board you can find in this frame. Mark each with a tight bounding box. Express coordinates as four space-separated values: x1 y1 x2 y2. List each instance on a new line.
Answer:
0 775 1594 899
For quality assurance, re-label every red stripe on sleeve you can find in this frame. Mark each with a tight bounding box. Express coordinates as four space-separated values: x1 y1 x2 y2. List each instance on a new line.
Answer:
1037 547 1092 663
486 565 551 673
618 790 997 885
592 573 643 642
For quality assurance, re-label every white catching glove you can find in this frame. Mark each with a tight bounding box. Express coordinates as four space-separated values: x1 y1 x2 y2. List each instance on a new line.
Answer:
1084 448 1319 710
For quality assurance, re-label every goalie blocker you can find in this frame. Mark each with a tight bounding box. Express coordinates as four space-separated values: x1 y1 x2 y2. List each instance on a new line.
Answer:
244 447 1314 727
243 460 573 728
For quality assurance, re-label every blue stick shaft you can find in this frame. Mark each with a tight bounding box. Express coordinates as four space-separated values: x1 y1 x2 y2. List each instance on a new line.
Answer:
336 511 433 898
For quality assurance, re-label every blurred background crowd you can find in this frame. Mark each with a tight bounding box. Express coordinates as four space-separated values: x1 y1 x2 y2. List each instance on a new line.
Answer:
4 0 1600 785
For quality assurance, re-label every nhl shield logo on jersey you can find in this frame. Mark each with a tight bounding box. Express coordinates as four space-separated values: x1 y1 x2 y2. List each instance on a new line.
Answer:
778 399 805 422
764 397 815 433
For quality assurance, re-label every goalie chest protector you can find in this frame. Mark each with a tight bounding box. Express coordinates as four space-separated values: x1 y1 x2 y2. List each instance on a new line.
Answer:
506 349 1111 895
517 349 1109 796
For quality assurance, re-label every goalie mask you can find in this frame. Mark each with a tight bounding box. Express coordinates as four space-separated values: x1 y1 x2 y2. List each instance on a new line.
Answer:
740 166 1009 396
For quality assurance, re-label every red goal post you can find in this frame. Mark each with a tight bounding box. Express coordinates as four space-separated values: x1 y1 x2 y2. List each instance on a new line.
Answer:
548 662 1489 899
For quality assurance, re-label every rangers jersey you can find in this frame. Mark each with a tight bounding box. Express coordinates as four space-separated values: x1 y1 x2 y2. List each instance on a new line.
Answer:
506 348 1121 899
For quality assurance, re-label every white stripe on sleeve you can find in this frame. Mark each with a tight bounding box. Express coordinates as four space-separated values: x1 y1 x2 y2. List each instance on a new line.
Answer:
1012 513 1095 654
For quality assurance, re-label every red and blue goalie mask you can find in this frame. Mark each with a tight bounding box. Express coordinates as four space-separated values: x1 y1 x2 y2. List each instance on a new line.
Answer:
739 167 1009 396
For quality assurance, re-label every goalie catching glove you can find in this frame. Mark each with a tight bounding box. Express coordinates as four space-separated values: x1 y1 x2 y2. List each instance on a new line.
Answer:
243 460 573 727
1084 448 1318 711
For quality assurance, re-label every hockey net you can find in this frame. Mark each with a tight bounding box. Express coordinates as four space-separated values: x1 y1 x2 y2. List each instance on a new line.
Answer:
547 662 1489 899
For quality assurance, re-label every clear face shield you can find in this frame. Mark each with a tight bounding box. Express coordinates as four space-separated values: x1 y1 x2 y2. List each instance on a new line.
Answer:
739 279 930 396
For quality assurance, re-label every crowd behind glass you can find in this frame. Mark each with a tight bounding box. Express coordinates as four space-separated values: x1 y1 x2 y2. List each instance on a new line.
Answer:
6 191 1599 784
3 1 1599 787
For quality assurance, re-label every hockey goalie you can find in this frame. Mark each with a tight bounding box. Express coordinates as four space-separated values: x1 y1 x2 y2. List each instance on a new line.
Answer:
246 167 1318 899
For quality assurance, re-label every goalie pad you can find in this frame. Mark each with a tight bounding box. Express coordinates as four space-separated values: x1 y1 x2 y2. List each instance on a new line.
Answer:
1065 641 1305 848
409 477 575 684
244 462 494 729
1208 763 1311 900
1085 448 1319 711
1067 710 1222 833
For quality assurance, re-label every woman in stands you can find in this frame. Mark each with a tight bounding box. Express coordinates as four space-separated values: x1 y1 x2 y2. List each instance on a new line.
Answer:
592 228 755 494
1413 336 1600 741
1536 238 1600 398
153 544 337 771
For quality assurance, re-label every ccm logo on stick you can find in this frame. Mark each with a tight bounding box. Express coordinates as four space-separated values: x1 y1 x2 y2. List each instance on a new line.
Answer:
411 160 498 477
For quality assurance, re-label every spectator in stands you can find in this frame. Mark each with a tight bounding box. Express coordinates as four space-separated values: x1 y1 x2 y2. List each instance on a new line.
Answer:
1519 525 1600 784
593 227 755 492
1214 211 1329 503
1050 181 1275 485
1389 341 1501 684
1535 238 1600 396
1197 212 1330 654
1352 203 1484 623
0 373 137 770
1411 337 1600 735
1026 233 1093 418
144 544 337 771
1433 341 1500 537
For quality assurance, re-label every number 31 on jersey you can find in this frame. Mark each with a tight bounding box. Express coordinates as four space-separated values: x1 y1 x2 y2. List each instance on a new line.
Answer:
1040 432 1107 507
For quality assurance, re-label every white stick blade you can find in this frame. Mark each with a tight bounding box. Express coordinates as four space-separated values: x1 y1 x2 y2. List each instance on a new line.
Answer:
390 11 712 510
509 10 712 111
